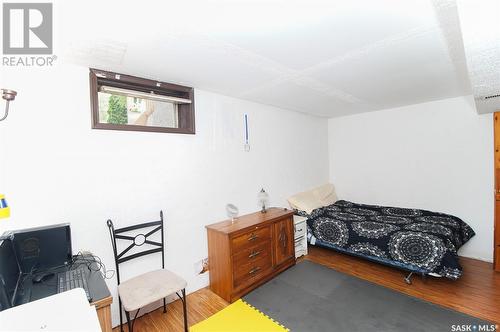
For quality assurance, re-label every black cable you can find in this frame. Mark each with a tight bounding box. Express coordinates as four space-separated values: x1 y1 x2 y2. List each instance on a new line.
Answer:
70 252 115 279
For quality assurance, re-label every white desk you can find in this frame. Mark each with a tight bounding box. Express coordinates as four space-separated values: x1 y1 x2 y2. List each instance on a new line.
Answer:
0 288 102 331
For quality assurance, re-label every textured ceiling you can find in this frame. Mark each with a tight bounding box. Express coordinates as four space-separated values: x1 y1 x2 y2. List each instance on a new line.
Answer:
456 0 500 114
57 0 477 117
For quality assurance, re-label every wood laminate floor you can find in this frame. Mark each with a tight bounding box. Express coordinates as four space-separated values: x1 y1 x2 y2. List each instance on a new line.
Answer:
112 287 228 332
114 246 500 331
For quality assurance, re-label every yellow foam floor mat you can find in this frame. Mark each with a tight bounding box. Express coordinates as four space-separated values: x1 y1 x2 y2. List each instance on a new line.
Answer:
190 299 289 332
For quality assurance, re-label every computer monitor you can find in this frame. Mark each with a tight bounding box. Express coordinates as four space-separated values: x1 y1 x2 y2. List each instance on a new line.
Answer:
11 224 72 274
0 236 21 311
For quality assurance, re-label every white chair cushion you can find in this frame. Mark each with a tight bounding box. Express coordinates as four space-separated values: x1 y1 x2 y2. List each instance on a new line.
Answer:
118 269 187 312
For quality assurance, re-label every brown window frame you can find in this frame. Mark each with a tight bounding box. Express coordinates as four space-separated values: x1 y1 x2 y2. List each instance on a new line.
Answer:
89 68 195 134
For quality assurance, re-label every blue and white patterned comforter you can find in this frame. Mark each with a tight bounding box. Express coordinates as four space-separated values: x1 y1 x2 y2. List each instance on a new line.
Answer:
302 200 475 279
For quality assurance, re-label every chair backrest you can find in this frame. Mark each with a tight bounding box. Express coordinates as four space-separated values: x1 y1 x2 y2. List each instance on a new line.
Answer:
106 211 164 285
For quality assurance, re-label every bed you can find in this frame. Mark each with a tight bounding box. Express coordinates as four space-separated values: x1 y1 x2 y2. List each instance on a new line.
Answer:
295 200 475 281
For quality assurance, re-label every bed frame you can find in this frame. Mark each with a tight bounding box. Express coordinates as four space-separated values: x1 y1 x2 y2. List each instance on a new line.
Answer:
309 234 432 285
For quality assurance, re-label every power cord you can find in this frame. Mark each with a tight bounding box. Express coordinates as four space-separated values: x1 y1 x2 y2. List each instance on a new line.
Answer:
70 252 115 280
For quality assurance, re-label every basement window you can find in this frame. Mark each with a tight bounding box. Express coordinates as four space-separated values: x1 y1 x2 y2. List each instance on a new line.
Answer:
89 69 195 134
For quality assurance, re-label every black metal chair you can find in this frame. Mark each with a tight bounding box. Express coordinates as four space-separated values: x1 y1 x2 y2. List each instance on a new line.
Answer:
107 211 188 332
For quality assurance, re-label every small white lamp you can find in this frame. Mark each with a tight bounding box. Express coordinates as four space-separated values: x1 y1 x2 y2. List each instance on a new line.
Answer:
258 188 269 213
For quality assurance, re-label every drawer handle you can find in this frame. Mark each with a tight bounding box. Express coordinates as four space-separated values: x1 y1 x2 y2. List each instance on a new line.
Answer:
248 233 258 242
248 267 261 275
296 228 303 232
248 250 261 259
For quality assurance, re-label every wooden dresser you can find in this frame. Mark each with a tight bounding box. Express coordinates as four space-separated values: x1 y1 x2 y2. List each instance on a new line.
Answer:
206 208 295 302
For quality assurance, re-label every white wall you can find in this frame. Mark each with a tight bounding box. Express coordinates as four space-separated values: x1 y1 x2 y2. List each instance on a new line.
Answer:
0 64 329 325
328 95 494 262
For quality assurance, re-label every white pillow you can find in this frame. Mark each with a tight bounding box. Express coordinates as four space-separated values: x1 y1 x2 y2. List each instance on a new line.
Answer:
287 184 338 214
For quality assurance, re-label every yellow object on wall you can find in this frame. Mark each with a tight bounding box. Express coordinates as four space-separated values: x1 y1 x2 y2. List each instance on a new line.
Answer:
0 194 10 219
190 299 289 332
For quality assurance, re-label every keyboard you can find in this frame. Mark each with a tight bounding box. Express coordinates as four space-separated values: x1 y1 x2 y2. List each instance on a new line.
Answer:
57 267 91 301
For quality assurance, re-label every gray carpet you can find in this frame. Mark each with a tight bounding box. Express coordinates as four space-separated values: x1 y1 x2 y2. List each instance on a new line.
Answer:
243 260 492 332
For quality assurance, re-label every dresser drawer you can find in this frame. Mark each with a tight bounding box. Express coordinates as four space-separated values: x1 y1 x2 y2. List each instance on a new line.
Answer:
294 221 306 238
233 240 271 266
295 247 306 258
231 226 271 251
233 254 272 288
